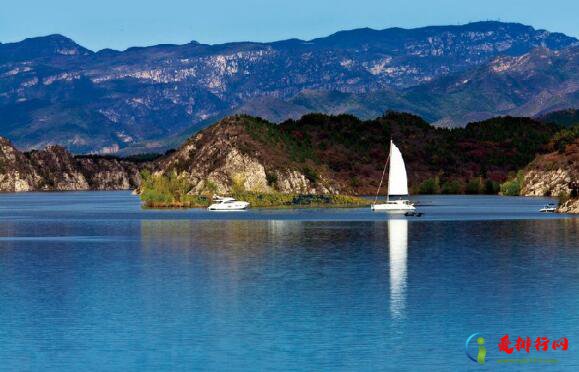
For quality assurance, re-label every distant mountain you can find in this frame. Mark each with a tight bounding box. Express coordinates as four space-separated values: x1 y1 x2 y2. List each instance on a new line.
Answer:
0 22 577 153
239 46 579 126
416 46 579 126
0 34 92 63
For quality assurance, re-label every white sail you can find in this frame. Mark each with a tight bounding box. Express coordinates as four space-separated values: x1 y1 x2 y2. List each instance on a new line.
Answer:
387 141 409 196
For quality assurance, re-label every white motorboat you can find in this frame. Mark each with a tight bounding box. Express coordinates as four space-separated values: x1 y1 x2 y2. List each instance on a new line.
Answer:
539 203 557 213
208 196 250 211
371 140 416 212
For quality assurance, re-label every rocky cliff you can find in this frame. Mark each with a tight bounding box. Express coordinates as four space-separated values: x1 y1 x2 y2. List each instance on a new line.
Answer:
520 125 578 213
0 137 141 192
521 132 578 197
155 116 341 195
558 198 579 213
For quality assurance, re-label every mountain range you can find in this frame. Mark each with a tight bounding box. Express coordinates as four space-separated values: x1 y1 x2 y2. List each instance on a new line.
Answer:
1 21 578 154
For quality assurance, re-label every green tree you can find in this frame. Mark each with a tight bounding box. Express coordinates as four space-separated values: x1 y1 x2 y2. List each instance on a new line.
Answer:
465 177 483 194
500 171 525 196
418 177 440 194
441 180 463 194
302 167 318 184
484 179 500 194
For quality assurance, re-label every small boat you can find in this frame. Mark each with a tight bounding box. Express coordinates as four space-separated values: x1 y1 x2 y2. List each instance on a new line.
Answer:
539 203 557 213
371 140 416 212
208 196 250 211
404 211 424 217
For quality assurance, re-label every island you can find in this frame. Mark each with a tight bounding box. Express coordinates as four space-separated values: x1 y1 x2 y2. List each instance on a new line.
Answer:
1 111 577 212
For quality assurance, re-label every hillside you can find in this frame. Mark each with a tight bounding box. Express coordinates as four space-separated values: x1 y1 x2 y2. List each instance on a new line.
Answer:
2 111 573 206
538 108 579 127
0 137 141 192
521 125 579 197
152 113 559 196
0 22 576 153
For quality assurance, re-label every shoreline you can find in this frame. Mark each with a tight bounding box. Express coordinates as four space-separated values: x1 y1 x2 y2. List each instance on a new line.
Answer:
141 193 372 209
1 189 574 213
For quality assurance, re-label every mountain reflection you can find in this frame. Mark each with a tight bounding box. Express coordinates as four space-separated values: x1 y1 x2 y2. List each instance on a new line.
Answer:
140 220 306 252
388 219 408 320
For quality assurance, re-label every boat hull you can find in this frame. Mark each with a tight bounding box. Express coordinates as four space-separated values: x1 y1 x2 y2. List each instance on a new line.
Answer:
371 200 416 212
208 202 250 211
539 203 557 213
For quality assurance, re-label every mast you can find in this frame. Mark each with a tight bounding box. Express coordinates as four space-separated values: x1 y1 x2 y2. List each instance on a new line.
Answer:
373 140 391 205
387 139 392 202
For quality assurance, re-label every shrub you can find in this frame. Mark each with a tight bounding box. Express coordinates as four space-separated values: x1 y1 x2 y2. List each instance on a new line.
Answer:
552 125 579 153
203 180 218 196
231 174 246 194
139 171 370 209
500 171 525 196
227 191 370 208
418 177 440 194
441 180 463 194
484 179 500 194
558 192 570 205
139 171 209 207
302 167 318 184
465 177 483 194
266 172 278 187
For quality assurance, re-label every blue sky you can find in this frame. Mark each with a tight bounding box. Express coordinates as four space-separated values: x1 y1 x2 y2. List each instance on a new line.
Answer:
1 0 578 51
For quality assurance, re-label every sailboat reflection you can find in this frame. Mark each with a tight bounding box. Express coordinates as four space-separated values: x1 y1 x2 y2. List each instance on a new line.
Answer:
388 219 408 319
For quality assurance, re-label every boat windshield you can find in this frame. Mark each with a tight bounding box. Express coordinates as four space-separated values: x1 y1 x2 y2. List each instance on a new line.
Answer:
215 197 236 203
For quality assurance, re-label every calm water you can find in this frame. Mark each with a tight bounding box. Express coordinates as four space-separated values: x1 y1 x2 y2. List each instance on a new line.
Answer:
0 192 578 371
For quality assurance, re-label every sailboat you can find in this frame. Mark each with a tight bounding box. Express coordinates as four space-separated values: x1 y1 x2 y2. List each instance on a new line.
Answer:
371 140 416 212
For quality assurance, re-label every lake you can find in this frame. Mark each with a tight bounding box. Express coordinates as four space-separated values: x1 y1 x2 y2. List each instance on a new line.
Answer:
0 192 578 371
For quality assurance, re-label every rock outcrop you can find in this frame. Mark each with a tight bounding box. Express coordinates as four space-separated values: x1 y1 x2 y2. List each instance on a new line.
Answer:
520 128 578 213
156 116 341 195
558 198 579 213
0 137 141 192
521 169 574 196
0 137 39 191
521 137 578 197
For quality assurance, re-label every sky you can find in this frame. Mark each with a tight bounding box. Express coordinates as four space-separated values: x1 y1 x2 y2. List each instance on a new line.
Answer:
1 0 578 51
